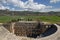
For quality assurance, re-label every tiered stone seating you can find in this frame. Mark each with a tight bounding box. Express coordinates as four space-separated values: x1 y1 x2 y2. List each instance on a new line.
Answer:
14 21 48 37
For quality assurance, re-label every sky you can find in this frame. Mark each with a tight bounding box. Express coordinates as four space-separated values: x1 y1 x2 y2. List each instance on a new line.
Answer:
0 0 60 12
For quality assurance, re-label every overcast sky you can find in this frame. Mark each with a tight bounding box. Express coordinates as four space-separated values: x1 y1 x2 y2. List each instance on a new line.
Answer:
0 0 60 12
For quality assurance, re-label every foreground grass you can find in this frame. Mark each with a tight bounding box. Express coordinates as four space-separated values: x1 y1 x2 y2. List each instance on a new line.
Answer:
0 16 60 23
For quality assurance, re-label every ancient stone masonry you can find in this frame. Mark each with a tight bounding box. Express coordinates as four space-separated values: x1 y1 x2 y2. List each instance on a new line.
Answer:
3 23 12 33
3 21 52 38
14 21 38 36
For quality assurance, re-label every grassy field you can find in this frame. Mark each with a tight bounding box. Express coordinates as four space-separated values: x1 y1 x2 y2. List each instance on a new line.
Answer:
0 16 60 23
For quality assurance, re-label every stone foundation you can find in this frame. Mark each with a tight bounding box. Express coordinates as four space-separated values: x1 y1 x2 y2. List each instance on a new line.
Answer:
3 21 52 38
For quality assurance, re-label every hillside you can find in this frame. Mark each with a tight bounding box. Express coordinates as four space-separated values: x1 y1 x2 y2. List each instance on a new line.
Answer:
0 10 60 16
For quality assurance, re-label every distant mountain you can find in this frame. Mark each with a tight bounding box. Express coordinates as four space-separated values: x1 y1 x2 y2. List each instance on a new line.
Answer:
0 9 60 16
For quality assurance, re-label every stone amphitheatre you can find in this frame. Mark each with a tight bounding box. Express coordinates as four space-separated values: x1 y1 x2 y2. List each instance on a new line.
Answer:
0 21 60 40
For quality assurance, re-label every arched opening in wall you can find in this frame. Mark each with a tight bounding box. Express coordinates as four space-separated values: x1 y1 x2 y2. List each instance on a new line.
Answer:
27 24 57 38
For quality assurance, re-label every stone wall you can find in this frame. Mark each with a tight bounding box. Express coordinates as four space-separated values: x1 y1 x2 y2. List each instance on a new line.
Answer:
3 23 12 33
3 21 51 37
14 21 38 36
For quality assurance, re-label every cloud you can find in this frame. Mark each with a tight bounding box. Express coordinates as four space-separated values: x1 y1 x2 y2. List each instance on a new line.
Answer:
0 0 52 12
40 8 60 12
0 4 10 10
50 0 60 3
0 0 7 3
50 8 60 11
0 4 6 10
0 5 6 10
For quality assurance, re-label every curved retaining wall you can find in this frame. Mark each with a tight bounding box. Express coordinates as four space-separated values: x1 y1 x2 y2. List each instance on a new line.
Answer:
0 21 60 40
3 21 52 37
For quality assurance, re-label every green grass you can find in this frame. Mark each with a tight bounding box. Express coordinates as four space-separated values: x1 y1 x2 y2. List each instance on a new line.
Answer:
0 16 60 23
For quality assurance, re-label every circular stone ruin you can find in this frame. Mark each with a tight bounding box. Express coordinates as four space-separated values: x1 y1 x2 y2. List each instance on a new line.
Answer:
3 21 57 38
